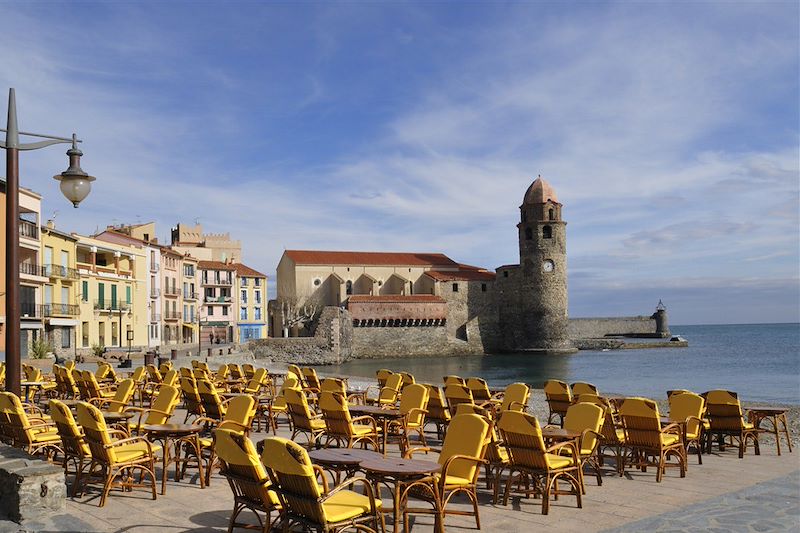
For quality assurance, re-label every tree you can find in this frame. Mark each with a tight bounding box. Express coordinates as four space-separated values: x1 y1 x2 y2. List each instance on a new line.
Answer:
279 295 322 337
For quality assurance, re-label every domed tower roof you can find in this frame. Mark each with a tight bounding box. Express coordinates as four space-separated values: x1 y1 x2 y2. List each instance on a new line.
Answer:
523 176 559 205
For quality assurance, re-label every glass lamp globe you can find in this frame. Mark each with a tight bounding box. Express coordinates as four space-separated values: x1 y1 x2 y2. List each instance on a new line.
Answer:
53 144 95 208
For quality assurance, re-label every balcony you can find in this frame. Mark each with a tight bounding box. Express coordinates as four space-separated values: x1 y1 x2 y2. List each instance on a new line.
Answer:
19 219 39 240
150 288 160 298
183 291 198 301
164 286 181 297
150 313 161 322
204 295 232 304
93 299 130 312
47 264 80 280
21 302 45 319
150 262 160 273
202 276 232 286
164 310 181 321
44 303 80 317
20 262 47 277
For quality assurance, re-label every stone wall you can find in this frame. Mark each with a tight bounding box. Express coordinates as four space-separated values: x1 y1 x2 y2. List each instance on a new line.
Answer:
0 444 65 523
351 325 483 358
568 316 657 339
437 279 499 354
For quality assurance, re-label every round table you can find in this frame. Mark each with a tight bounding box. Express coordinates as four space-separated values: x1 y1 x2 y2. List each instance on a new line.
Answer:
748 407 793 456
349 406 404 455
541 427 581 442
102 411 135 433
360 456 442 533
20 381 45 403
308 447 383 483
142 423 205 495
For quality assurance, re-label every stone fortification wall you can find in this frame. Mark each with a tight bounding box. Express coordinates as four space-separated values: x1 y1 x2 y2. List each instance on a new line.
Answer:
351 326 451 358
437 279 500 354
568 316 656 339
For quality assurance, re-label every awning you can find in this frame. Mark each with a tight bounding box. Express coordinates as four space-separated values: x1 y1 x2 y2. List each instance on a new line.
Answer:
48 318 79 326
203 321 230 327
182 323 196 329
21 322 44 330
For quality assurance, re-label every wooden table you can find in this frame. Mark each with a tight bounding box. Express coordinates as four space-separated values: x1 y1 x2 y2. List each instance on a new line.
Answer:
360 456 442 533
142 423 205 495
542 427 581 442
20 381 45 403
308 447 383 483
102 411 135 433
349 405 404 455
347 389 368 405
748 407 793 456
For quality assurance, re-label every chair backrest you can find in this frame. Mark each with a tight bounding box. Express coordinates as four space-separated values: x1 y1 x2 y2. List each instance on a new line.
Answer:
180 377 204 417
439 413 490 482
666 389 693 399
108 379 136 412
319 391 355 438
619 397 662 448
146 384 180 424
161 369 178 387
544 380 572 418
376 374 403 404
146 364 163 383
564 402 604 454
215 428 278 510
399 372 415 390
261 437 326 524
64 360 76 372
96 362 117 382
287 365 302 382
376 369 393 388
669 392 705 438
197 379 226 419
49 399 89 457
571 382 598 397
497 411 553 470
179 367 193 378
131 366 147 383
81 370 106 400
73 369 90 400
251 367 268 385
301 368 321 390
221 395 256 432
242 363 256 379
399 383 429 427
704 390 746 431
499 383 530 412
77 402 118 464
216 364 229 381
159 361 173 375
443 375 465 387
285 389 316 431
466 377 491 401
228 363 244 380
2 392 36 446
444 384 474 416
423 385 450 422
320 378 346 395
454 403 491 417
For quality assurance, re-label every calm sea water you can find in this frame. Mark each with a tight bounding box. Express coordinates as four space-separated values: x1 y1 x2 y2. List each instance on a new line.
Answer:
318 323 800 405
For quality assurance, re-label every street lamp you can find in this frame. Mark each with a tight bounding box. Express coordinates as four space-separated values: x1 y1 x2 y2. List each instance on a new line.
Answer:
1 88 95 396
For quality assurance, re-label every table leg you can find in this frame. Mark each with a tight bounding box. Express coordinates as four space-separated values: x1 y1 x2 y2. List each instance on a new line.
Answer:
779 414 793 453
161 438 170 495
392 479 401 533
383 419 389 457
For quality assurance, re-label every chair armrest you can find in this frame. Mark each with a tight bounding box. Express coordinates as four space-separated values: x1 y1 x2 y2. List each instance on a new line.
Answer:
107 435 154 453
351 415 378 431
313 464 329 495
108 428 129 439
218 420 250 432
547 440 579 459
192 416 218 428
441 453 487 486
660 422 682 435
507 401 528 412
405 446 441 459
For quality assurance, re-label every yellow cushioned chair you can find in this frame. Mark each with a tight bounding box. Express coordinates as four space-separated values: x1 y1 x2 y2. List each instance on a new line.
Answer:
619 397 686 482
319 391 380 451
497 410 582 515
543 379 572 426
703 390 760 459
422 384 451 440
388 383 429 455
365 373 402 407
180 376 205 422
262 436 382 532
89 378 136 413
77 401 160 507
444 383 474 416
571 382 599 397
443 375 465 387
492 382 530 417
403 413 490 530
466 377 494 402
669 392 706 465
376 368 394 388
126 384 181 435
49 399 92 496
285 388 326 448
560 402 605 491
1 391 62 459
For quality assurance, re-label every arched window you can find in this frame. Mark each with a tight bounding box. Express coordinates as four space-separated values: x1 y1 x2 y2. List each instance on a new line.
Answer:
549 208 555 221
525 227 533 240
345 280 353 295
543 225 552 239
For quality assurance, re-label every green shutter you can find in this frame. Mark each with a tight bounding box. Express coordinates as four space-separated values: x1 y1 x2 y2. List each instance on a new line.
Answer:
98 283 105 306
126 286 131 304
82 281 88 302
111 285 117 308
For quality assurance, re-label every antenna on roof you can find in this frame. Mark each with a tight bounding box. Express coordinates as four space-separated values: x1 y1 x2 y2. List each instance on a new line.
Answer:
50 210 59 220
194 217 200 225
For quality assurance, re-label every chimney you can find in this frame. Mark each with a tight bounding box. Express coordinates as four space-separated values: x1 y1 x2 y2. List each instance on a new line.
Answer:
46 219 55 229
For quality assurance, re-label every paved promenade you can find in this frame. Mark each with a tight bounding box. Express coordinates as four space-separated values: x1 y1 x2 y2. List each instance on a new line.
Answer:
2 402 798 533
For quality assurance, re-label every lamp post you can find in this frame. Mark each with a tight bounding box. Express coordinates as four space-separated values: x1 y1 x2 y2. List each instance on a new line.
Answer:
1 88 95 396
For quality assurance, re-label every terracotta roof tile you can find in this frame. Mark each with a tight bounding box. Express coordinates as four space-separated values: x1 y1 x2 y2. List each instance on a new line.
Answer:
425 270 496 282
232 263 267 277
348 295 446 304
198 260 236 271
285 250 458 267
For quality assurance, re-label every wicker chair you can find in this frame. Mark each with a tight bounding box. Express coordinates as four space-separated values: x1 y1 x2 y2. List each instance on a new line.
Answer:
364 373 402 407
444 383 474 417
1 392 62 459
376 369 394 388
262 436 382 533
544 380 573 426
669 392 705 465
703 390 760 459
466 377 494 403
388 383 429 455
126 384 181 435
89 379 136 413
559 402 605 491
285 388 326 448
318 391 380 451
619 397 686 482
571 382 598 397
180 376 205 422
422 384 451 440
49 399 92 496
497 410 582 515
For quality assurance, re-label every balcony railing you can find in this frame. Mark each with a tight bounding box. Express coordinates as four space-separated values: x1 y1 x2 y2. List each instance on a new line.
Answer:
164 286 181 297
47 264 80 280
202 276 232 286
93 299 130 312
164 310 181 321
44 303 80 317
204 295 232 303
183 291 198 300
20 263 47 277
21 302 45 318
150 313 161 322
150 262 160 272
150 288 160 298
19 219 39 240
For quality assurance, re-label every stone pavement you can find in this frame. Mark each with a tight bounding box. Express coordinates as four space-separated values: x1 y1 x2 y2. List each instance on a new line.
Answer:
1 404 799 532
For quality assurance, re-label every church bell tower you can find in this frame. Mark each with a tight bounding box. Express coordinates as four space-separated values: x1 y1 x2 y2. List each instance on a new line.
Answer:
516 176 575 353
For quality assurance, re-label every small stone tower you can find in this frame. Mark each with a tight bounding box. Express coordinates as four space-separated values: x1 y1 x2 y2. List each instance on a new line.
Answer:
515 176 575 353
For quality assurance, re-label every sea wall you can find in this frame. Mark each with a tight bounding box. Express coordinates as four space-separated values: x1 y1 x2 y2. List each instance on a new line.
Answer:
568 316 656 339
352 325 463 358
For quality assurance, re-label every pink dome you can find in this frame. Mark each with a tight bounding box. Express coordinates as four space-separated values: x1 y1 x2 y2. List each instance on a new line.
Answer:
523 176 559 204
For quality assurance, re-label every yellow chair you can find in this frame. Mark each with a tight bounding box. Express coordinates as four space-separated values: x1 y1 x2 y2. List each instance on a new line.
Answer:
388 383 429 455
497 410 582 515
560 402 605 491
443 375 464 387
466 377 494 402
376 368 394 388
302 367 322 392
669 392 706 465
580 394 629 477
0 362 6 389
491 382 530 416
242 363 256 380
215 428 280 532
704 390 760 459
571 382 598 397
197 378 230 421
77 401 159 507
126 384 181 435
192 395 257 485
365 373 402 407
227 363 244 382
543 379 572 426
158 361 173 376
96 362 119 383
180 376 205 422
81 370 115 402
398 372 415 391
403 413 490 530
287 364 302 382
1 391 61 459
285 388 326 447
318 391 380 450
242 368 269 395
320 377 347 396
89 378 136 413
262 436 382 533
423 384 451 440
444 383 474 416
620 397 686 482
49 399 92 496
262 376 300 434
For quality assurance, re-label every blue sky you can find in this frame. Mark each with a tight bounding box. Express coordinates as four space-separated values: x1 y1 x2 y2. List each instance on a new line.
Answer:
1 1 798 325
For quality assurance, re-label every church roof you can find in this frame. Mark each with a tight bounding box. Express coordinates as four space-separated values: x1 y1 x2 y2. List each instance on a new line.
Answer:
425 269 496 282
523 176 560 205
284 250 459 268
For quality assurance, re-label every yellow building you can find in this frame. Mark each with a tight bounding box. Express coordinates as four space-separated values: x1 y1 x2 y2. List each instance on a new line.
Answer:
233 263 267 343
75 234 147 355
40 222 80 357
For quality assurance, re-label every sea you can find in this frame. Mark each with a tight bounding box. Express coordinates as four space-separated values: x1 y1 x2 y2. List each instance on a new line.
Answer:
318 323 800 405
